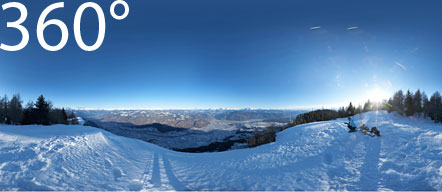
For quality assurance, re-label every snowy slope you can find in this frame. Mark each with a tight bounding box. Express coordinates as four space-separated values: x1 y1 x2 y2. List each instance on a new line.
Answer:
0 111 441 190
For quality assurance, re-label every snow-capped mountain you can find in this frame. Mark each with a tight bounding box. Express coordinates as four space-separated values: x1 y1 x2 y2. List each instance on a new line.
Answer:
0 111 440 190
75 109 303 128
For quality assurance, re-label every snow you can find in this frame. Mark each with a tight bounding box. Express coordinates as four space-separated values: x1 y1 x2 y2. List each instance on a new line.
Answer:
0 111 441 190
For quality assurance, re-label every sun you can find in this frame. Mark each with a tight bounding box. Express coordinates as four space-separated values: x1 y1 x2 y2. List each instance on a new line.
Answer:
367 88 389 102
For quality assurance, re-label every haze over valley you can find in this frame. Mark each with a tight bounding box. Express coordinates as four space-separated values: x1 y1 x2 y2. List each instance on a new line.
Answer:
75 109 304 150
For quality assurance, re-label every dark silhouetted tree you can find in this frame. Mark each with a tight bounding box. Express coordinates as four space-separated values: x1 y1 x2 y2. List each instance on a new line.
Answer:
346 102 355 116
356 104 362 114
22 101 36 125
0 95 8 124
7 94 23 125
35 95 50 125
405 90 414 116
379 99 389 111
291 109 340 126
422 92 430 118
363 100 372 112
49 108 68 125
429 92 442 122
392 90 405 115
387 98 394 113
338 107 346 118
413 89 423 116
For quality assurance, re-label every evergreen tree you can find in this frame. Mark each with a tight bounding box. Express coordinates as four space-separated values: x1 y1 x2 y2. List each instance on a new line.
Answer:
7 94 23 125
363 100 372 112
61 108 68 124
0 95 8 124
338 107 346 118
22 101 36 125
292 109 340 126
429 92 442 123
380 99 389 111
49 108 68 125
405 90 414 116
422 92 430 118
392 90 405 115
35 95 50 125
413 89 423 115
356 104 363 114
346 102 355 116
387 98 394 113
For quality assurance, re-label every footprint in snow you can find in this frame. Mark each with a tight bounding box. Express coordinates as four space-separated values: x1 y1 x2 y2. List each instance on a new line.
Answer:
112 168 123 181
16 180 52 191
2 146 20 153
7 149 38 161
104 158 113 168
324 153 333 165
1 163 22 172
128 180 143 191
51 144 64 151
28 160 47 171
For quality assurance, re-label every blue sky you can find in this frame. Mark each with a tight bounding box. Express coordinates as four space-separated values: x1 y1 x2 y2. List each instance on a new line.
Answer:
1 0 442 109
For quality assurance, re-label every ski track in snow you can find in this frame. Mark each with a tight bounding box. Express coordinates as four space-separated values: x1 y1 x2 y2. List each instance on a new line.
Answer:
0 111 441 190
138 152 187 191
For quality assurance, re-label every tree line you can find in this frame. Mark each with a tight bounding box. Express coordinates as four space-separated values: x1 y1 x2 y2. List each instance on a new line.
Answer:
386 89 442 122
286 100 386 128
0 94 78 125
287 89 442 128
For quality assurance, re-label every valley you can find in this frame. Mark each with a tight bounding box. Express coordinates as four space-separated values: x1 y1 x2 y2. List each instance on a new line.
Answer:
75 109 304 150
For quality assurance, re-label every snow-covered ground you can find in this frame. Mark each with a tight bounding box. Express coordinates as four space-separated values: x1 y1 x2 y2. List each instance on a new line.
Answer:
0 111 441 190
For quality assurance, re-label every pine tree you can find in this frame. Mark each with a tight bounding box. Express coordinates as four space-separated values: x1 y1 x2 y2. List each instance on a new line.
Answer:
347 102 355 116
338 107 346 118
380 99 388 111
405 90 414 116
363 100 372 112
422 92 430 118
0 95 8 124
429 92 442 123
7 94 23 125
387 98 394 113
413 89 423 115
356 104 362 114
49 108 68 125
61 108 68 124
35 95 50 125
392 90 405 115
22 101 36 125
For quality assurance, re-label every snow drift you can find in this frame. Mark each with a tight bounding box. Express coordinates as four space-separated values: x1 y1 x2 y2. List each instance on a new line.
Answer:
0 111 441 190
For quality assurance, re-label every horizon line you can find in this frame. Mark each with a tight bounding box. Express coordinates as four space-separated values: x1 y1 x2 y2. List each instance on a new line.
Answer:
66 103 364 111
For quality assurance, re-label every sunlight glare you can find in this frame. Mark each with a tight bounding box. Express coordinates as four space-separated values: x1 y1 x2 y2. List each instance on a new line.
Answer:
368 88 389 102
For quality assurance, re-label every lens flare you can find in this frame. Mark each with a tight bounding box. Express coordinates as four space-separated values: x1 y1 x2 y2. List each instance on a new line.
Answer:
368 88 389 102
